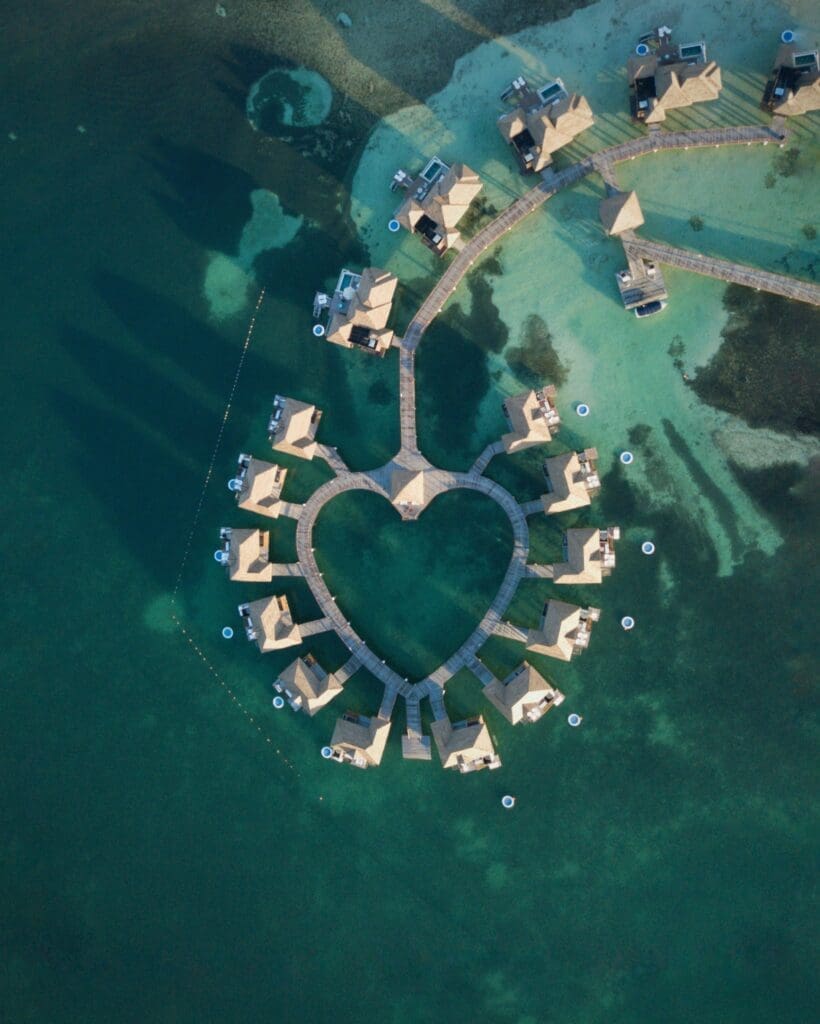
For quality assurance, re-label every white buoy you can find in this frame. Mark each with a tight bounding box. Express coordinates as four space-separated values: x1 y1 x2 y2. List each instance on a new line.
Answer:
214 550 227 563
576 403 590 417
221 626 234 639
228 478 242 492
620 450 634 465
320 746 333 759
568 713 582 727
636 42 650 56
272 696 285 709
641 541 656 555
501 795 516 809
312 323 325 337
781 29 795 43
621 615 635 631
388 219 400 233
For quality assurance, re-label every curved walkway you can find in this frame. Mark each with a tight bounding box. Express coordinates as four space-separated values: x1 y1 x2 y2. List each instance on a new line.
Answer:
292 467 530 708
262 117 808 758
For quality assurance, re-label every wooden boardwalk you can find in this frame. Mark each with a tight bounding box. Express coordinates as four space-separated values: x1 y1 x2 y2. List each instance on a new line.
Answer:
624 238 820 306
401 121 787 350
247 116 805 766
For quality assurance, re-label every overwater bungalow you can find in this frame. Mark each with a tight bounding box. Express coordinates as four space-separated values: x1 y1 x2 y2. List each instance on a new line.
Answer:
551 527 619 585
390 469 427 520
391 155 483 255
501 386 560 453
627 27 722 124
541 449 601 514
274 654 342 715
483 662 565 725
218 527 273 582
430 715 501 772
526 600 601 661
268 394 322 460
329 712 391 768
497 76 595 173
762 41 820 116
238 594 302 652
599 190 645 236
314 266 398 355
232 453 287 519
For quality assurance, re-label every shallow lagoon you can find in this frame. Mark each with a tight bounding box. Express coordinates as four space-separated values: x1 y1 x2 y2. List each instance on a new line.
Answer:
2 0 818 1021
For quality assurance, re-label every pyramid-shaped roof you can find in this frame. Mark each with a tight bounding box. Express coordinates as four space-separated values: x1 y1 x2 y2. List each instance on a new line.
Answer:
599 190 645 236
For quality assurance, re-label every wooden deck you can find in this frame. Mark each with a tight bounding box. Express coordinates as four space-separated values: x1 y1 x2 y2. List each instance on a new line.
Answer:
247 116 808 767
623 238 820 306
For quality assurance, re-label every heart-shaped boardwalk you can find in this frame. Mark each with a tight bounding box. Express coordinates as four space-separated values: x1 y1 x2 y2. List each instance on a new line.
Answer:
220 118 815 772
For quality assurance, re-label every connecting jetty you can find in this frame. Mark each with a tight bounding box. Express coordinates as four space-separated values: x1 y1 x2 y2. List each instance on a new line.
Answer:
219 62 819 770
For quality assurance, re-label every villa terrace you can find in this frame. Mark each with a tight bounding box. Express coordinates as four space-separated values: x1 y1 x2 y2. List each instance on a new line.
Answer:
501 386 561 453
313 266 398 355
627 26 722 124
762 40 820 116
329 712 391 768
275 655 343 716
526 600 601 661
483 663 564 725
391 156 483 255
268 395 322 460
430 716 501 773
219 527 273 582
238 594 303 652
551 527 619 585
542 449 601 513
232 453 287 519
497 76 595 174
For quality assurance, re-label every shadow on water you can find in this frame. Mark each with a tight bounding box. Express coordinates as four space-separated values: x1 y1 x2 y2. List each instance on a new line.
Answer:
95 271 249 402
147 138 259 254
416 258 509 468
52 382 201 585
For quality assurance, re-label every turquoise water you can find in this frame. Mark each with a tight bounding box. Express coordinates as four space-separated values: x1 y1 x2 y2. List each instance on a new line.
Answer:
1 2 818 1022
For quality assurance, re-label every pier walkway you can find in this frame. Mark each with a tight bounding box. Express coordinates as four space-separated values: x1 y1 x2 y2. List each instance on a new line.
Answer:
245 116 810 765
400 122 785 353
623 238 820 306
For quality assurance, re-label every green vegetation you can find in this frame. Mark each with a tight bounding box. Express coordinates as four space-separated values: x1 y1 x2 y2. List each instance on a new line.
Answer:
505 313 568 387
803 223 817 240
774 146 800 178
689 214 704 231
692 285 820 435
764 172 777 189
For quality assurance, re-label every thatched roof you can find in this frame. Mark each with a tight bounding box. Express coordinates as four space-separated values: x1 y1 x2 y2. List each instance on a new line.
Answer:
771 48 820 115
390 469 426 508
483 663 559 725
430 716 499 771
526 600 583 661
551 528 604 585
502 389 556 453
325 266 398 352
599 190 645 236
330 715 391 766
227 528 273 582
277 657 342 715
542 452 596 514
498 92 594 172
273 398 320 459
245 595 302 652
394 162 483 247
237 458 287 518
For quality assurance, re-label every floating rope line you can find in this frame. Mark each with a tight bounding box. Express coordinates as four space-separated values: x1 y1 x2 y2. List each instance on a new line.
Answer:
167 289 294 763
172 287 266 600
172 615 300 775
